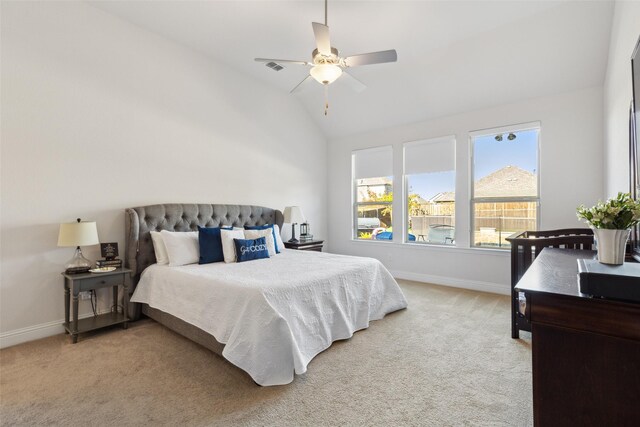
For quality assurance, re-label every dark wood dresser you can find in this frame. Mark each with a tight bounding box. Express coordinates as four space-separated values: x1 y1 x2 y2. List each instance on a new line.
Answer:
515 248 640 427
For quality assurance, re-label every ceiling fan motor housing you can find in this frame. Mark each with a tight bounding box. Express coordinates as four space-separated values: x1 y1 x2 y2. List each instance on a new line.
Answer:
312 47 341 65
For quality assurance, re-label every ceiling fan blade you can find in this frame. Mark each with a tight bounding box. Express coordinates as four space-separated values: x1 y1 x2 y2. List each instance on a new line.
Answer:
340 71 367 93
344 50 398 67
312 22 331 56
254 58 310 66
290 75 313 94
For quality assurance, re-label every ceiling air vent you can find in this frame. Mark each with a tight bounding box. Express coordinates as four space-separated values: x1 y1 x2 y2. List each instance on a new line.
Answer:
265 62 284 71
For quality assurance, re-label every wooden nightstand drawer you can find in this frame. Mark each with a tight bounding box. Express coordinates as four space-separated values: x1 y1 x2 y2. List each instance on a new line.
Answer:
79 273 124 292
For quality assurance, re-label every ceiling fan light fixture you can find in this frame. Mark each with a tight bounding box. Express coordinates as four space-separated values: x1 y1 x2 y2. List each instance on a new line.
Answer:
255 0 397 114
310 64 342 85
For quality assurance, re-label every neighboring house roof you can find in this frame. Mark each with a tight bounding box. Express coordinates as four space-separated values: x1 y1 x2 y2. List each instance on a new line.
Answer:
474 165 537 198
357 177 392 202
412 196 428 204
420 166 536 202
427 192 455 203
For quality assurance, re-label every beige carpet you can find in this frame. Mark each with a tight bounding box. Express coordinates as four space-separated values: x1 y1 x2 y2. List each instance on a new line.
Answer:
0 280 532 426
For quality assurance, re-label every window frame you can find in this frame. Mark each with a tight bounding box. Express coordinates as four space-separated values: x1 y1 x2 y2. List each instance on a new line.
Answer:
469 122 541 249
402 136 457 246
351 146 394 242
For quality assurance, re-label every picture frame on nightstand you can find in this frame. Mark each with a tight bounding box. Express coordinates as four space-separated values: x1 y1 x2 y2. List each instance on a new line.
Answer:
100 242 119 260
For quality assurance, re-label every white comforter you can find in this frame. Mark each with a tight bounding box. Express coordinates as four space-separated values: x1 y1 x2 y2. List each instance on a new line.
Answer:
131 250 407 386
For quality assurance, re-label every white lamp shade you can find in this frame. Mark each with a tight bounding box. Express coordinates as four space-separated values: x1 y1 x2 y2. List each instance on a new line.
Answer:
310 64 343 85
283 206 306 224
57 221 99 247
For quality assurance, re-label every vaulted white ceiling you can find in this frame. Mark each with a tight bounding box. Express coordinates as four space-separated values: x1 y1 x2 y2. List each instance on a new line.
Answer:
90 0 614 139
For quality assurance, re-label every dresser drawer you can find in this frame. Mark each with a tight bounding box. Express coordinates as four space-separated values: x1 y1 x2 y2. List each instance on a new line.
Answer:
79 273 124 292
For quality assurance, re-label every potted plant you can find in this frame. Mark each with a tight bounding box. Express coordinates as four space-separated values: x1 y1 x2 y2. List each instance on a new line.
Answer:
577 192 640 265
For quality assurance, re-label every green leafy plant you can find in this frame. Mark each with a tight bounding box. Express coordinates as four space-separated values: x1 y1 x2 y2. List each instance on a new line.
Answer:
577 192 640 229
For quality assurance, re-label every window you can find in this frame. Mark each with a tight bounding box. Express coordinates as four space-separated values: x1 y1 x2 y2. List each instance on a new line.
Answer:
471 124 540 248
404 136 456 245
353 146 393 240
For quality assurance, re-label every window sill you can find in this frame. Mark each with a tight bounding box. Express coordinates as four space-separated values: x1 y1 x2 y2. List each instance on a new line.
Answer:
350 239 511 257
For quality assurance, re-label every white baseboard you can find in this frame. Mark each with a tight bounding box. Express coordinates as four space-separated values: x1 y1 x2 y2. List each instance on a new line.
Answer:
0 310 111 349
390 270 509 295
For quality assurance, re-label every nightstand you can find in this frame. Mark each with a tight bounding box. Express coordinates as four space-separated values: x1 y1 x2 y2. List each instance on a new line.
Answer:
284 240 324 252
62 268 131 343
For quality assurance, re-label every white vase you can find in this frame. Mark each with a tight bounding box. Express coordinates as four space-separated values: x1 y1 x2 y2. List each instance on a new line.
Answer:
592 228 630 265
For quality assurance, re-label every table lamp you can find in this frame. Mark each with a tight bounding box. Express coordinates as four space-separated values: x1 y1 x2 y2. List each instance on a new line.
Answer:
58 218 99 274
283 206 306 243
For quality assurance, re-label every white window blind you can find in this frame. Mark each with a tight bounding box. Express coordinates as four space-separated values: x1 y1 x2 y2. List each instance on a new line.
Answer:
404 136 455 175
353 146 393 179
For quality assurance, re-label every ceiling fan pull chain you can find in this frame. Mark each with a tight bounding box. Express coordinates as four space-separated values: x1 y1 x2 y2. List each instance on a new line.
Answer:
324 84 329 116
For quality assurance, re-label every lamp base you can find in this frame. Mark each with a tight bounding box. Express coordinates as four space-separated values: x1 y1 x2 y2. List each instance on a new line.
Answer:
64 246 92 274
289 223 298 244
65 266 91 275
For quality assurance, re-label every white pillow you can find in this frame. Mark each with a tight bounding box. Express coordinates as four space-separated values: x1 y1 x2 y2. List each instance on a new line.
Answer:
244 228 276 257
150 231 169 265
220 228 245 263
160 230 199 267
274 224 285 252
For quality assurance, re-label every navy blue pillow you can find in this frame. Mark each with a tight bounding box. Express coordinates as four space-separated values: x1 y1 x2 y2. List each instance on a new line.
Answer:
198 226 225 264
234 237 270 263
244 224 280 253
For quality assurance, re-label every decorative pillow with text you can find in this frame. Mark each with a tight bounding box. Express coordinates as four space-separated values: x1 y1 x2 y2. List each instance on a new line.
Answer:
233 237 270 263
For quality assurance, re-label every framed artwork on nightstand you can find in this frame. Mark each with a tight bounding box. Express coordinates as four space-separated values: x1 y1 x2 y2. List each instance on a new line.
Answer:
100 242 119 260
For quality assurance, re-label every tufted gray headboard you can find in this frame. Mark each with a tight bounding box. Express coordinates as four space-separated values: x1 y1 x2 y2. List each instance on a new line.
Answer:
125 204 284 287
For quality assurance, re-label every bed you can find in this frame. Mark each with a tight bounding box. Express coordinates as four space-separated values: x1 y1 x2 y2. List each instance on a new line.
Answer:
125 203 407 386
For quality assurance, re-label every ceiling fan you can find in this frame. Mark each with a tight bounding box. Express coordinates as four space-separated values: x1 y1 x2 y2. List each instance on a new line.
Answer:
255 0 398 115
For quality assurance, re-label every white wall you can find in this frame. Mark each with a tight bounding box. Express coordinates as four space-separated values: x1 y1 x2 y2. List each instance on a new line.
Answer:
327 87 604 294
0 1 327 347
604 1 640 197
